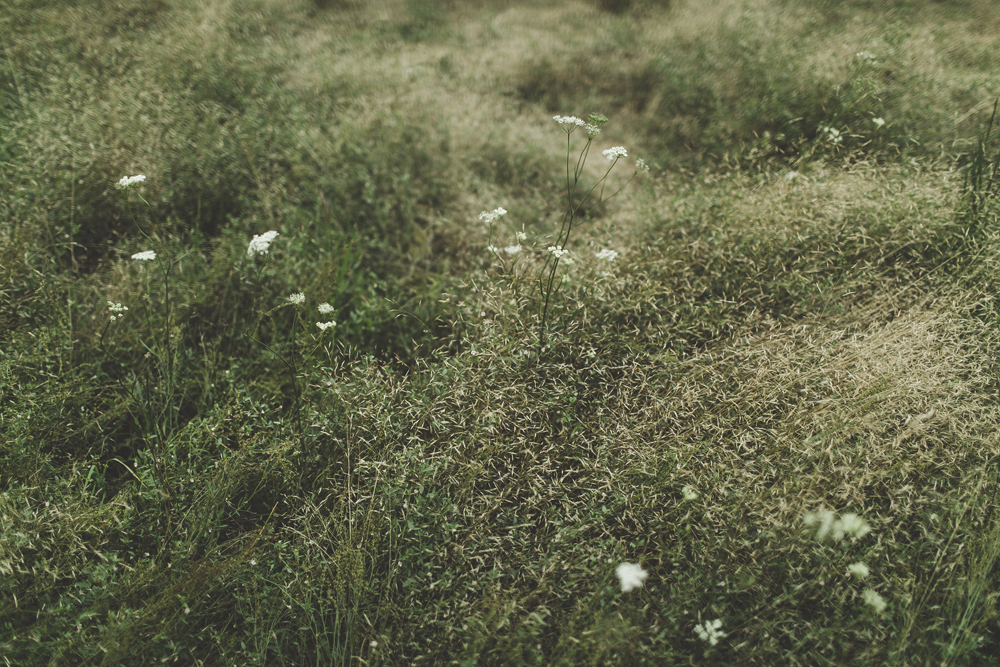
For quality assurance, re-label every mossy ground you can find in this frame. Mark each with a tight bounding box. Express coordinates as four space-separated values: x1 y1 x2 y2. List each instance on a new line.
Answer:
3 0 1000 664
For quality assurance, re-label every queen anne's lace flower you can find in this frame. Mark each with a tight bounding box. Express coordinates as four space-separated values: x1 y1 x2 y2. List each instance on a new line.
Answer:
478 207 507 225
286 292 305 305
848 562 870 578
602 146 628 161
516 230 527 242
553 115 587 133
595 249 618 261
132 250 156 261
247 231 279 258
548 245 568 258
504 245 521 254
862 589 887 613
694 619 725 646
316 321 336 331
116 174 146 189
108 301 128 321
318 303 335 314
616 563 648 592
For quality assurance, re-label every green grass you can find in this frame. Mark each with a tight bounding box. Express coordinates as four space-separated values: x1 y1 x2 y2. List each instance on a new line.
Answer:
3 0 1000 664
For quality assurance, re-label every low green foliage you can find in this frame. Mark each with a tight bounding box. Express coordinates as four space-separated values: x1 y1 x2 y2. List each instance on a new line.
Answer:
4 1 1000 665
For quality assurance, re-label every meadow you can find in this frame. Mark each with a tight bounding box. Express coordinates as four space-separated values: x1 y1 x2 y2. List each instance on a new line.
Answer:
3 0 1000 664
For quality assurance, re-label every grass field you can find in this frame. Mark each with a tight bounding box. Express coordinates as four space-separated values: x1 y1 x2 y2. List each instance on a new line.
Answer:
3 0 1000 664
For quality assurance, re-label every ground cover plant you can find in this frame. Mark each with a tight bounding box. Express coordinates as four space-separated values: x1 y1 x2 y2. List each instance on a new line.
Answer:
3 0 1000 664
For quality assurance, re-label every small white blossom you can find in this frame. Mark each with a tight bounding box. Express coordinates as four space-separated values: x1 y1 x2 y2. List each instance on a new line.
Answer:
694 618 725 646
595 249 618 262
804 510 870 542
107 301 128 321
488 245 499 254
819 125 843 145
504 245 521 254
478 207 507 225
184 607 190 615
131 250 157 261
585 123 601 137
553 115 587 132
615 563 648 592
636 157 650 172
247 230 279 258
848 562 870 578
855 50 877 63
115 174 146 190
873 117 886 127
547 245 568 258
515 230 527 242
602 146 628 161
286 292 305 305
862 588 887 613
370 641 378 649
316 321 336 331
318 303 335 314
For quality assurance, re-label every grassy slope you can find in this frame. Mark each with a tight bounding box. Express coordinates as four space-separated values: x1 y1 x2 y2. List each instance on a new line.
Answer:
2 0 1000 664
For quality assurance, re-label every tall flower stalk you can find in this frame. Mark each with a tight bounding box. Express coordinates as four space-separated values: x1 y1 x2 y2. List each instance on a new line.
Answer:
536 113 636 347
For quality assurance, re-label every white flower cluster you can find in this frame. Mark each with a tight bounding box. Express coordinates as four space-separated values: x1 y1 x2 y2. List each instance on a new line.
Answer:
602 146 628 161
847 562 870 578
247 230 279 258
316 321 336 331
862 588 887 613
819 125 843 145
694 619 725 646
108 301 128 321
478 207 507 225
504 245 521 254
803 509 871 541
547 245 568 258
595 249 618 262
286 292 305 305
318 303 335 314
515 230 527 242
636 157 650 173
873 117 886 128
132 250 157 261
855 50 877 63
615 563 648 593
115 174 146 190
553 115 587 132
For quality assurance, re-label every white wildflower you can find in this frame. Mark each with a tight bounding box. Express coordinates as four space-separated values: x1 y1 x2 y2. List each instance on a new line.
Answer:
819 125 843 145
115 174 146 190
107 301 128 321
504 245 521 254
318 303 335 314
553 115 587 132
515 230 527 242
478 207 507 225
862 588 887 613
370 640 378 649
636 157 650 172
547 245 568 258
247 230 279 258
595 249 618 261
848 562 870 578
585 123 601 137
855 50 877 63
316 321 336 331
694 618 725 646
682 485 698 501
873 117 886 127
131 250 157 261
286 292 305 305
615 562 648 593
833 513 871 541
602 146 628 161
488 245 499 254
803 509 836 541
